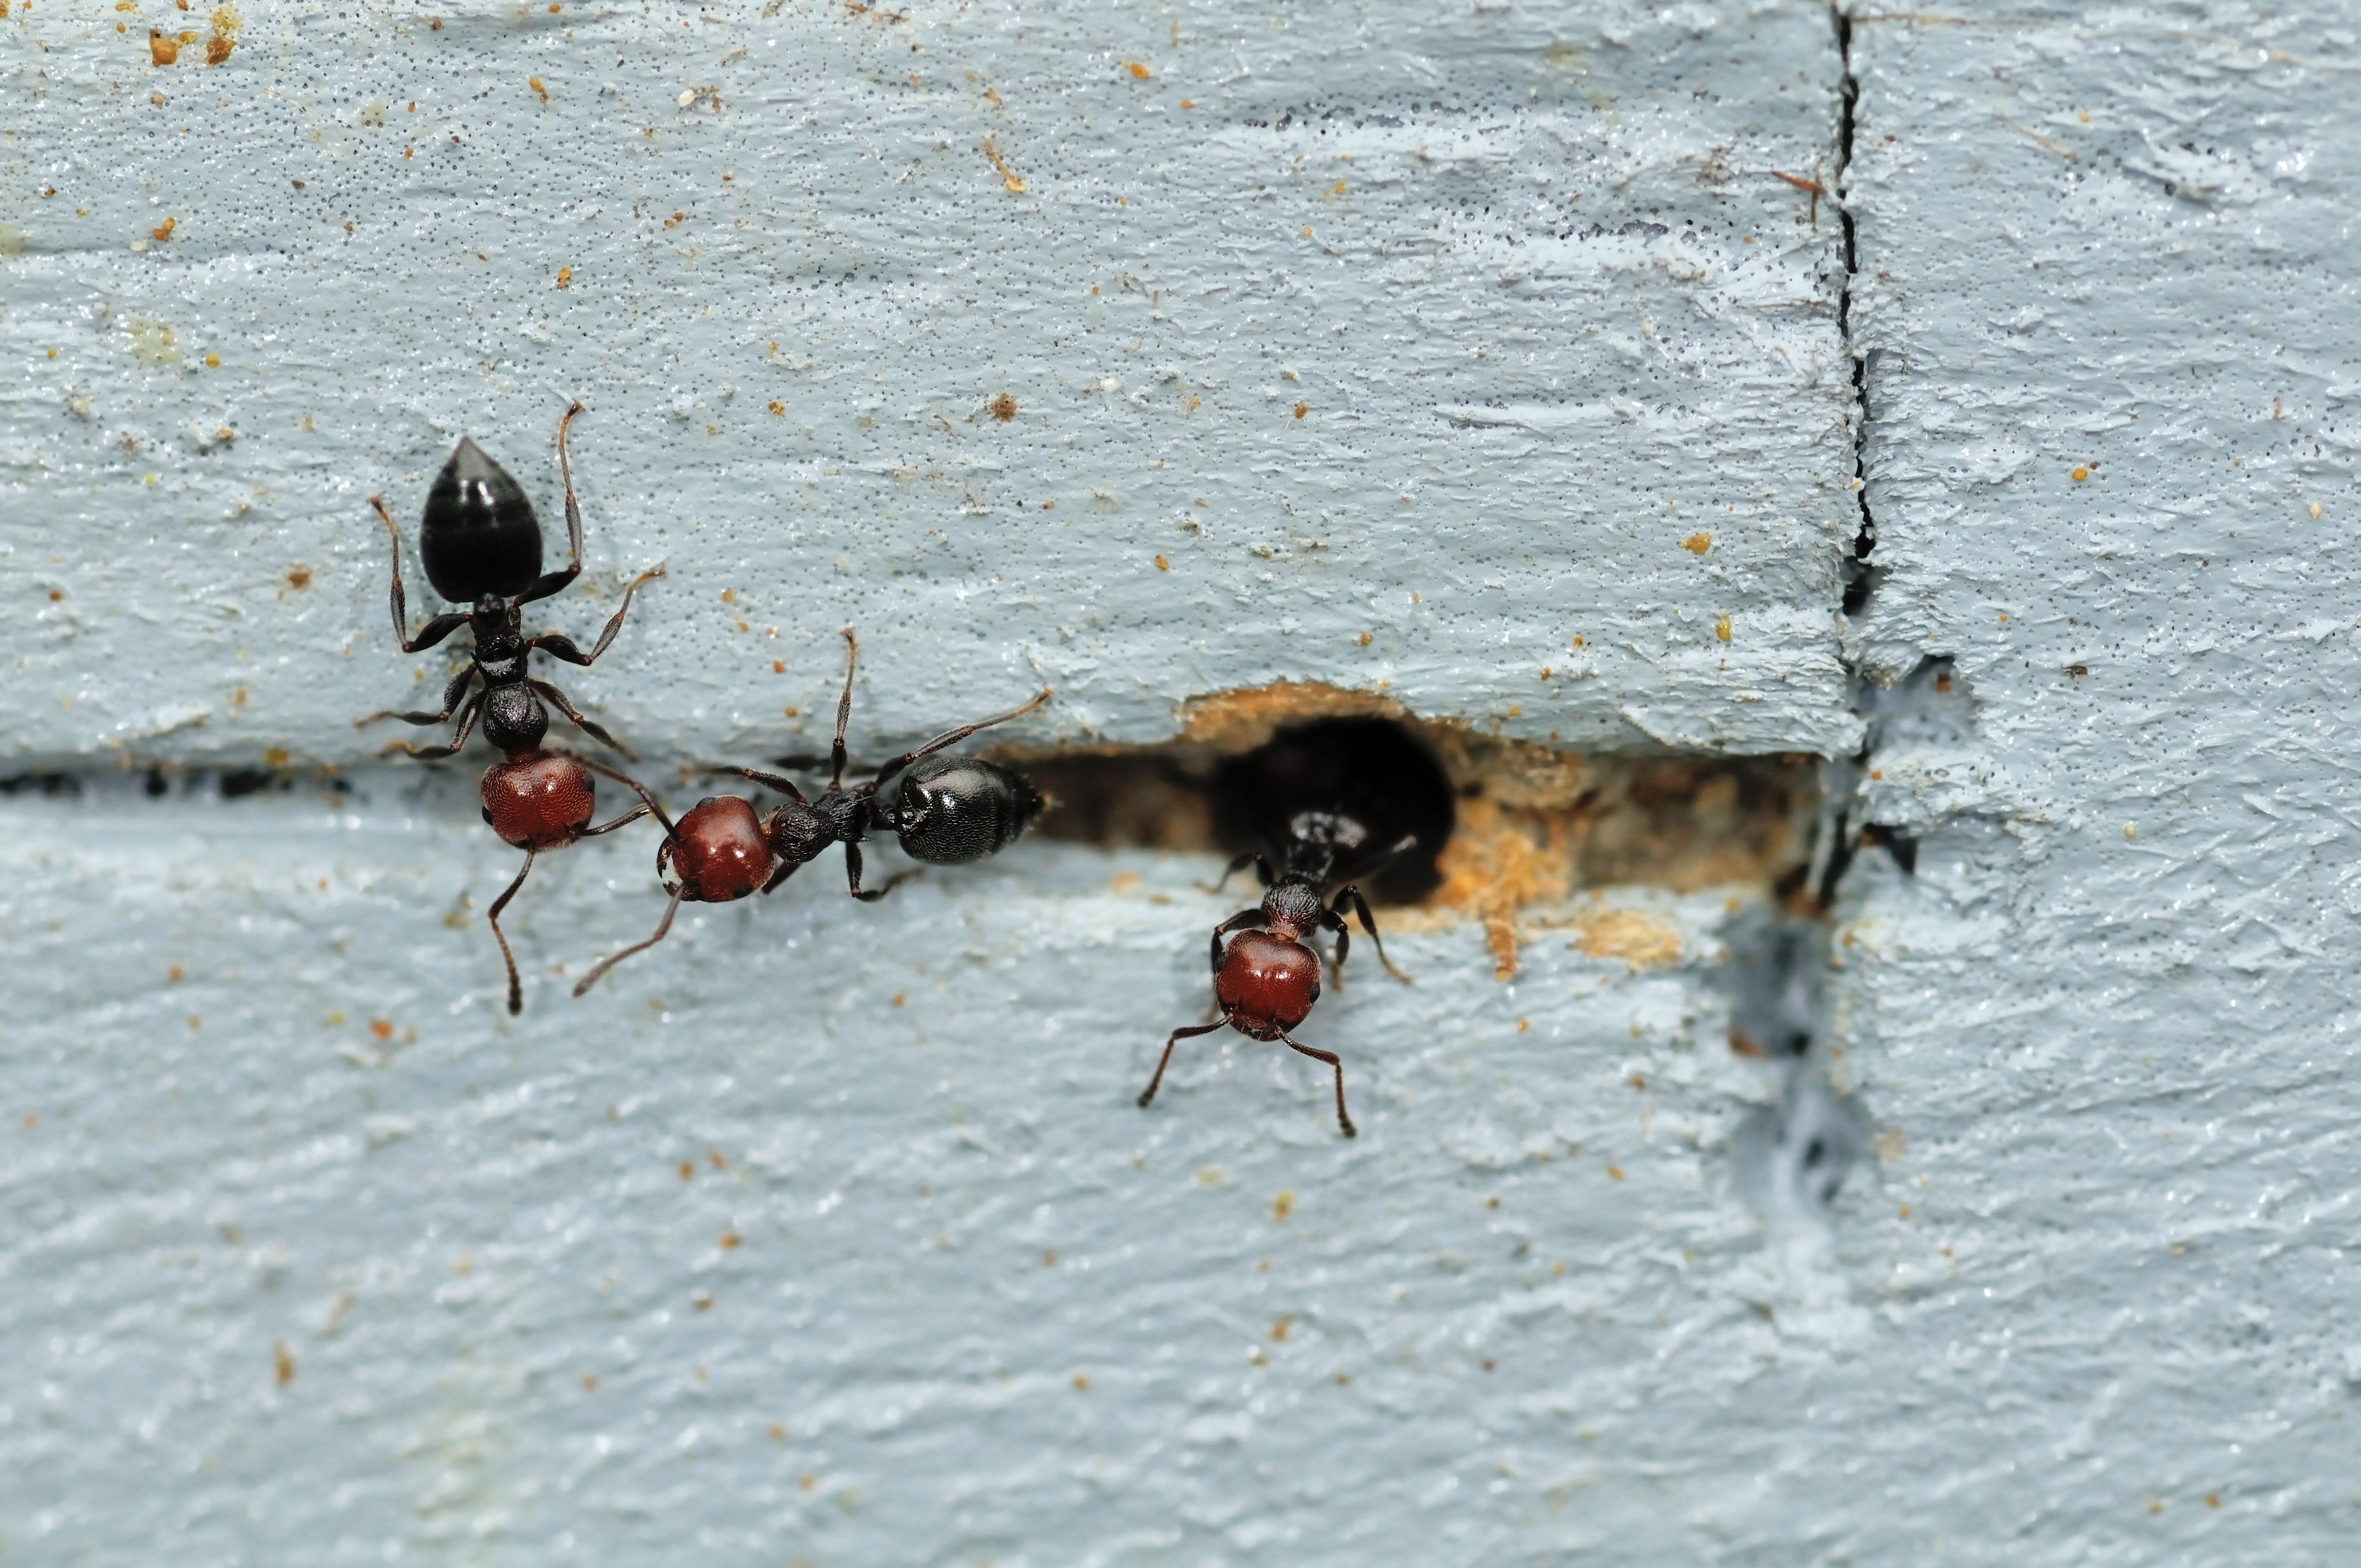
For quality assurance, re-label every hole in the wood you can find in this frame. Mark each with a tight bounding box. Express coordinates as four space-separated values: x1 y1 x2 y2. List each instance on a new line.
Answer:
998 687 1820 930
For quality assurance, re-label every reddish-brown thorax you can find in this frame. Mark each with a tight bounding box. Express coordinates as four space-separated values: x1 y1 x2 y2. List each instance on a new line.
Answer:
480 751 596 850
662 796 777 902
1215 930 1323 1041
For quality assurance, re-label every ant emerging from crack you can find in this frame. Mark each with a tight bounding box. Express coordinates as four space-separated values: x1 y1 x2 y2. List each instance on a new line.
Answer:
573 629 1050 996
360 402 667 1012
1138 810 1416 1138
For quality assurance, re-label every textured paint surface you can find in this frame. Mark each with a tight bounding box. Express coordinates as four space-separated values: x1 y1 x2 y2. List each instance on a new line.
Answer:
1 0 1858 766
5 0 2361 1562
1826 4 2361 1562
0 781 1811 1561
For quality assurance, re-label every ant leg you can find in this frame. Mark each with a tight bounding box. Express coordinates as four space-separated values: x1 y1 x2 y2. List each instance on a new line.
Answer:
529 679 634 759
1138 1019 1230 1110
1277 1031 1357 1138
759 854 804 896
486 849 537 1016
1318 906 1353 990
1206 852 1258 896
842 840 919 902
863 687 1053 794
1211 907 1264 975
357 663 478 729
516 401 589 605
579 803 650 836
573 886 686 998
369 497 470 652
379 691 485 759
828 628 859 791
700 765 810 804
529 565 667 663
1334 885 1412 984
575 757 678 837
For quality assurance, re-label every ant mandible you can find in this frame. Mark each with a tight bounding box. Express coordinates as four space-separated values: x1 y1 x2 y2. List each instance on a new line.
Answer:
573 628 1051 996
359 402 668 1012
1138 810 1416 1138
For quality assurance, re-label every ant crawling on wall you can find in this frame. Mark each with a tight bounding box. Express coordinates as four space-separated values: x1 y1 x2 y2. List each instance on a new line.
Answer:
360 402 668 1012
573 629 1050 996
1138 809 1417 1138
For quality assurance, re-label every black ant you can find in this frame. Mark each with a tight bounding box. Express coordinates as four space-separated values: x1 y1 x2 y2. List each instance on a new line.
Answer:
573 629 1050 996
1138 810 1416 1138
360 402 667 1012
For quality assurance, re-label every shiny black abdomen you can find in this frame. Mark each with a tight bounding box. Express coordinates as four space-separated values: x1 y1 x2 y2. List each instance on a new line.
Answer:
889 756 1042 865
420 437 543 601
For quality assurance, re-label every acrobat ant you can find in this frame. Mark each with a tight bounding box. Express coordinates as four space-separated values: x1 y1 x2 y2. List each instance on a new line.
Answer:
1137 809 1416 1138
573 629 1051 996
359 402 668 1012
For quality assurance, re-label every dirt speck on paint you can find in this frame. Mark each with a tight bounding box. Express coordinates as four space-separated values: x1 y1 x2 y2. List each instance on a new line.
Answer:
129 319 183 364
1565 908 1683 968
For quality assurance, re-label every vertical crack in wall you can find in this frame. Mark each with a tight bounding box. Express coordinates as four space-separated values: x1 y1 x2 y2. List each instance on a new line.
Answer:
1729 6 1883 1250
1834 4 1881 619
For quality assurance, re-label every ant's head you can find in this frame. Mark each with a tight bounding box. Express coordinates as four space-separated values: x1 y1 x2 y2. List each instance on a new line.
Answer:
1261 878 1325 940
662 797 777 903
421 437 543 603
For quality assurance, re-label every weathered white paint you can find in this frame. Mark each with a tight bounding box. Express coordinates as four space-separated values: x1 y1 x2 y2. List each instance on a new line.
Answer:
4 0 2360 1561
2 0 1858 767
0 780 1801 1561
1827 3 2361 1559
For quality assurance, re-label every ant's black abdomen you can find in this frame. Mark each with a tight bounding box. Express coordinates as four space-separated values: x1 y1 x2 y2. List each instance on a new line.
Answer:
421 437 544 601
888 756 1043 865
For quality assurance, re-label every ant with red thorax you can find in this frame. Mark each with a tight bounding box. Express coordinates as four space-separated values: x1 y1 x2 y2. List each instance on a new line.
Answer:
1138 809 1416 1138
358 403 668 1012
572 629 1050 997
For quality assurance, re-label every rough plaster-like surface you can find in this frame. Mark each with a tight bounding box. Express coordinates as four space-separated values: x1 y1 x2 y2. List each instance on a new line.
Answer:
1 0 1859 766
7 0 2361 1562
1823 4 2361 1560
0 782 1826 1562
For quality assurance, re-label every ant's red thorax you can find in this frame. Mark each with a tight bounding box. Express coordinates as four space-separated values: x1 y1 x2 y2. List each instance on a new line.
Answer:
663 796 776 902
1216 930 1321 1041
480 751 595 850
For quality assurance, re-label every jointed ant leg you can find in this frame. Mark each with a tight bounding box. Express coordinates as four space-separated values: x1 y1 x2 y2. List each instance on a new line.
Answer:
1211 907 1265 974
1207 852 1260 896
486 849 537 1016
1320 907 1353 990
529 678 633 759
516 402 589 606
576 756 677 837
701 765 810 804
865 686 1053 794
530 565 667 664
1278 1031 1357 1137
1137 1019 1230 1109
1332 885 1411 984
378 691 485 758
357 663 478 730
554 401 587 574
573 886 685 998
842 840 918 902
828 628 859 791
369 497 469 653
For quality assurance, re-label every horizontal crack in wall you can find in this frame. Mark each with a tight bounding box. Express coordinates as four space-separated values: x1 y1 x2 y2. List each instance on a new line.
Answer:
997 682 1821 979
